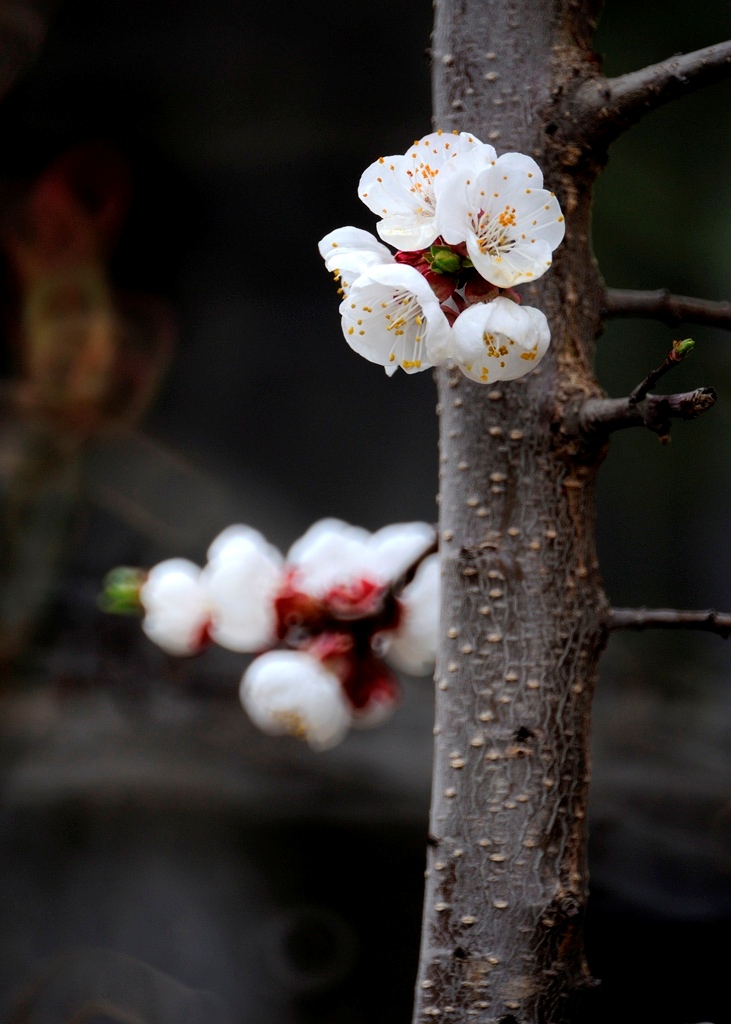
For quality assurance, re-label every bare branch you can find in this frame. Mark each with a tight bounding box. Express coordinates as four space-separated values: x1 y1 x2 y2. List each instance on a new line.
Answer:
570 40 731 146
608 607 731 639
578 387 717 441
628 339 695 406
603 289 731 330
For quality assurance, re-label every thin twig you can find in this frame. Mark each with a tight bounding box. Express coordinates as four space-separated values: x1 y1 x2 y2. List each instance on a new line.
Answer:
628 339 695 406
603 288 731 330
578 387 716 442
608 607 731 639
569 39 731 146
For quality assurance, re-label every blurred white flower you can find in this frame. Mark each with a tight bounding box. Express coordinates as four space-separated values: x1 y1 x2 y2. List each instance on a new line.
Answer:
140 558 209 656
241 650 351 750
358 130 491 250
386 553 440 676
429 296 550 384
436 151 565 287
203 525 284 652
287 518 435 601
130 516 440 748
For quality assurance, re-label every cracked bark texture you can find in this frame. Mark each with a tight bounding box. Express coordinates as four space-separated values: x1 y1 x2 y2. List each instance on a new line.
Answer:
413 2 609 1022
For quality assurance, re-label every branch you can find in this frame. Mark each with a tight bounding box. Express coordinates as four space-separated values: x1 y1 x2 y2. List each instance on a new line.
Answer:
578 387 717 442
608 607 731 639
570 40 731 146
603 288 731 331
628 338 695 405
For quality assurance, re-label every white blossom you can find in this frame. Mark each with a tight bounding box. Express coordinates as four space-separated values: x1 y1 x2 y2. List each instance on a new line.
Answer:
240 650 351 750
317 226 394 297
140 558 209 656
287 518 435 597
436 151 565 287
339 263 451 376
358 130 492 251
366 522 437 582
429 296 550 384
202 525 284 652
386 554 440 676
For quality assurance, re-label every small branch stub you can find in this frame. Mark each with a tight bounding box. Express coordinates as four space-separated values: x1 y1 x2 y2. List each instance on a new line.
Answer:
573 338 711 443
568 39 731 147
608 607 731 639
603 288 731 330
578 387 716 443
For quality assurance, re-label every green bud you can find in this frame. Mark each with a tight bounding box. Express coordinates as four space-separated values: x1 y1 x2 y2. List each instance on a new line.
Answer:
673 338 695 359
99 566 146 615
427 245 462 276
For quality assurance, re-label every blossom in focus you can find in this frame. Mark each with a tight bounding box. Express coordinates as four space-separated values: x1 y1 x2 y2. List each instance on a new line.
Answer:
428 296 551 384
319 130 564 384
436 151 565 288
339 263 451 375
358 130 489 250
317 226 394 297
241 649 351 750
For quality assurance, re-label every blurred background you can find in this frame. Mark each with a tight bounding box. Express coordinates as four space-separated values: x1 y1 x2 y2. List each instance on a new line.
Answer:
0 1 729 1021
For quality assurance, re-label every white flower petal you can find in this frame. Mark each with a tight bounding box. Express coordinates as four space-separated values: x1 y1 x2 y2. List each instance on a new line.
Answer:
436 151 565 287
358 131 487 251
286 518 436 596
318 226 396 297
367 522 436 581
318 226 393 264
207 524 283 567
450 297 550 384
287 519 373 595
386 554 440 676
202 534 283 653
140 558 208 656
240 650 351 750
339 263 450 374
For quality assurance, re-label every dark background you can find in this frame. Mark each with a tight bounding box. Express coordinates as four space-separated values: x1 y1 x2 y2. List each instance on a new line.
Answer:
0 1 729 1021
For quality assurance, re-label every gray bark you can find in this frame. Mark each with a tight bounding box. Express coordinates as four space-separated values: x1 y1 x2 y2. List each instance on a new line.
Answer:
412 4 730 1019
413 3 609 1022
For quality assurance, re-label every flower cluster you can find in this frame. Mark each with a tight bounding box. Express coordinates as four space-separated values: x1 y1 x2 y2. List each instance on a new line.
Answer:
319 130 564 383
106 519 438 750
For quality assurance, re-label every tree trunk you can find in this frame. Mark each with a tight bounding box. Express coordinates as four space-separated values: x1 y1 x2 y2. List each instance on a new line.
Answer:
413 2 609 1022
